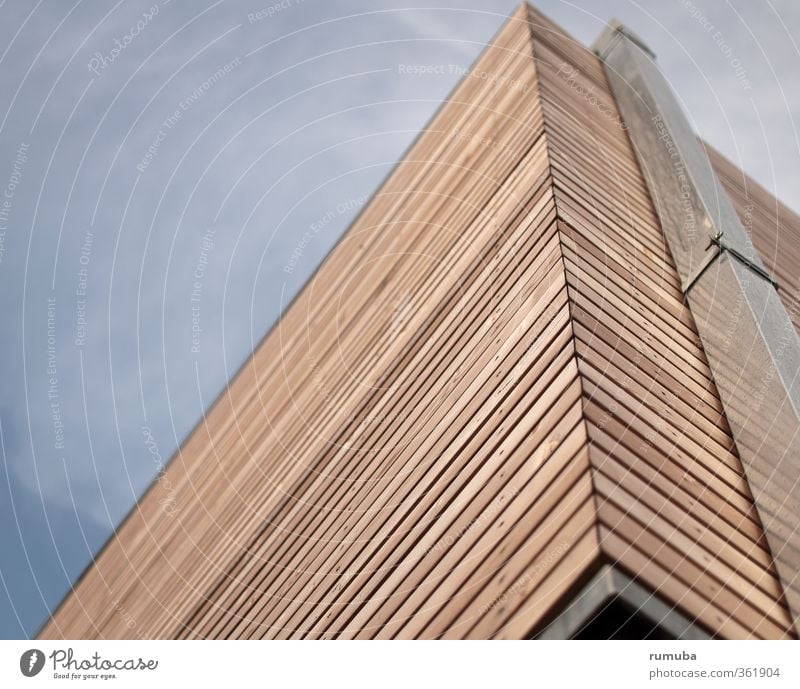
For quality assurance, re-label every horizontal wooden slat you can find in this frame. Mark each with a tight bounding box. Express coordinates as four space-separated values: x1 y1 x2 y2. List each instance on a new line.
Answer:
40 2 794 640
525 0 793 639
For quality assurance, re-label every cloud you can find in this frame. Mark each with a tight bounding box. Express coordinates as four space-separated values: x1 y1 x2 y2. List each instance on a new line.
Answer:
1 0 797 639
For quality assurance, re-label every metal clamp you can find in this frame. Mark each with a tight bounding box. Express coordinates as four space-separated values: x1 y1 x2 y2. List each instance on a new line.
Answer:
683 231 779 295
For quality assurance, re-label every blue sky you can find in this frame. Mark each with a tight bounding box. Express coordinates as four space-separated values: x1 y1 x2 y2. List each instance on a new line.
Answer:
0 0 798 639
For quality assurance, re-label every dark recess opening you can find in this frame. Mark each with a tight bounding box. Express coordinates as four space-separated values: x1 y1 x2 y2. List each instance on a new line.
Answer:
572 599 674 640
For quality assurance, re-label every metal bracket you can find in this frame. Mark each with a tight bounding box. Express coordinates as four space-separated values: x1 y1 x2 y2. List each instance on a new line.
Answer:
683 231 780 295
594 21 656 61
595 19 800 634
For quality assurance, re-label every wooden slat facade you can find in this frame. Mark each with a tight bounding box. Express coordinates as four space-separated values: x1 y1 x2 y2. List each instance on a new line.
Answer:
707 144 800 333
40 3 796 640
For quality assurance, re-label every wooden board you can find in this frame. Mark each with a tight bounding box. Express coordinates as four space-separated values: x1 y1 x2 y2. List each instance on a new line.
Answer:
39 2 795 640
706 144 800 334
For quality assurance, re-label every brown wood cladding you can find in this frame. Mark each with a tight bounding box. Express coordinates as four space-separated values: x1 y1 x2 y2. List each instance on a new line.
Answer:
706 144 800 333
526 4 792 639
39 3 795 639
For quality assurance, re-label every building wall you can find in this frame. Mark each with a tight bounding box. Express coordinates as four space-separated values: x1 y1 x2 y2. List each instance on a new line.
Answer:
708 143 800 333
524 5 793 639
40 3 795 639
